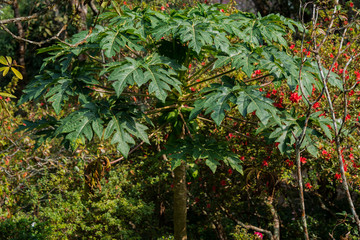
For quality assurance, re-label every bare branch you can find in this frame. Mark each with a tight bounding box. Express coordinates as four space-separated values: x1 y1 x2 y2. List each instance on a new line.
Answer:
0 22 68 47
0 12 39 25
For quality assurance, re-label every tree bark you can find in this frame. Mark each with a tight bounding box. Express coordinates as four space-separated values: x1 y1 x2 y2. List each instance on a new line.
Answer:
295 149 310 240
173 161 187 240
71 0 88 31
12 0 27 80
266 198 280 240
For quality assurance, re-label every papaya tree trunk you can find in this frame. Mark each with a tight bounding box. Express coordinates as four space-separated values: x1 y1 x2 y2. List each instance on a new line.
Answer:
173 161 187 240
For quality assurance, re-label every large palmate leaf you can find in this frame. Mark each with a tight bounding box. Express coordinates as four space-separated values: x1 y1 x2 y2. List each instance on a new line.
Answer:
229 12 303 47
55 104 104 147
18 71 60 105
189 77 237 125
163 136 242 173
99 26 144 58
108 59 144 96
45 78 73 114
236 87 278 125
191 77 278 126
176 19 214 54
107 54 182 101
213 46 256 77
104 111 149 157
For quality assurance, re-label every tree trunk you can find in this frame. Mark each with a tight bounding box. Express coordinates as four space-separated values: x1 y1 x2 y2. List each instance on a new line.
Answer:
266 198 280 240
295 149 309 240
12 0 27 80
71 0 88 31
173 161 187 240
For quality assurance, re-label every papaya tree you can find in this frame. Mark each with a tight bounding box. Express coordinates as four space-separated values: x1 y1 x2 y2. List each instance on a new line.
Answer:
15 2 324 239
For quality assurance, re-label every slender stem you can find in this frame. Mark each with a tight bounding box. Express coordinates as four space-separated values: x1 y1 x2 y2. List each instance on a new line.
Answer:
187 59 216 83
145 104 178 115
186 68 236 88
178 107 193 140
295 146 309 240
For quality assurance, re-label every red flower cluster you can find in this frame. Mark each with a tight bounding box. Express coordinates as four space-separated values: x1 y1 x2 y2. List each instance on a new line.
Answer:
335 173 342 181
322 150 331 159
273 97 284 108
285 159 294 167
300 157 307 164
312 102 320 109
252 69 262 78
355 71 360 80
290 92 302 103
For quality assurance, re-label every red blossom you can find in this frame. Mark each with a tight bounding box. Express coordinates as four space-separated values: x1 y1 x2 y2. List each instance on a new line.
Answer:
345 114 351 121
220 180 226 186
161 6 165 11
262 160 268 167
355 71 360 80
350 2 354 7
305 183 312 189
289 92 302 103
285 159 294 167
312 102 320 109
300 157 307 164
228 168 233 175
252 69 262 77
290 44 295 50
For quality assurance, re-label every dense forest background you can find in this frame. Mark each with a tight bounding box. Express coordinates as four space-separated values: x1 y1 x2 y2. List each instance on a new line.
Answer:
1 0 360 239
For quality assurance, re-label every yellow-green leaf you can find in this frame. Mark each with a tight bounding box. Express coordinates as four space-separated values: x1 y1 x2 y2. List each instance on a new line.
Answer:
0 56 7 65
0 92 16 98
2 67 9 76
6 56 12 64
11 67 23 79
